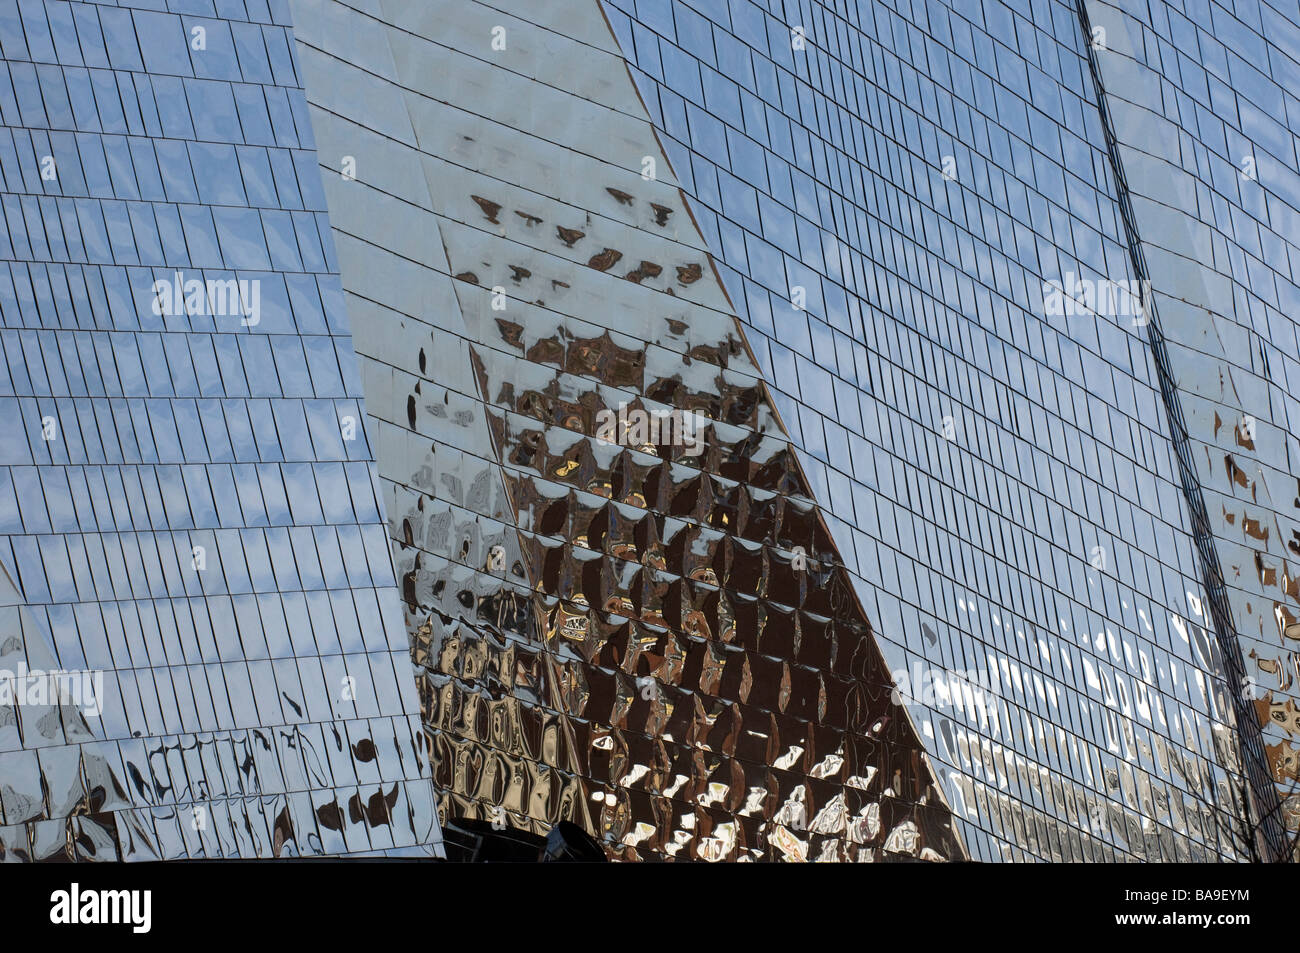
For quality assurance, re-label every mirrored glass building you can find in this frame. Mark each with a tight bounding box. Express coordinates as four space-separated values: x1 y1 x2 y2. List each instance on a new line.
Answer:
0 0 440 860
589 0 1296 861
1 0 1296 863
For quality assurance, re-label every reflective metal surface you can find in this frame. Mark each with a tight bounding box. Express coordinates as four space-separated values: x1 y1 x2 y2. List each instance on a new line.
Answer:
2 0 1295 865
598 0 1272 860
1084 0 1300 857
292 0 963 860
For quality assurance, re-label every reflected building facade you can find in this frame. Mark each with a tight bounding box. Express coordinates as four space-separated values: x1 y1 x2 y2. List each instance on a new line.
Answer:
287 0 1298 861
591 0 1266 861
1083 0 1300 858
288 0 964 861
593 0 1298 860
2 0 1296 863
